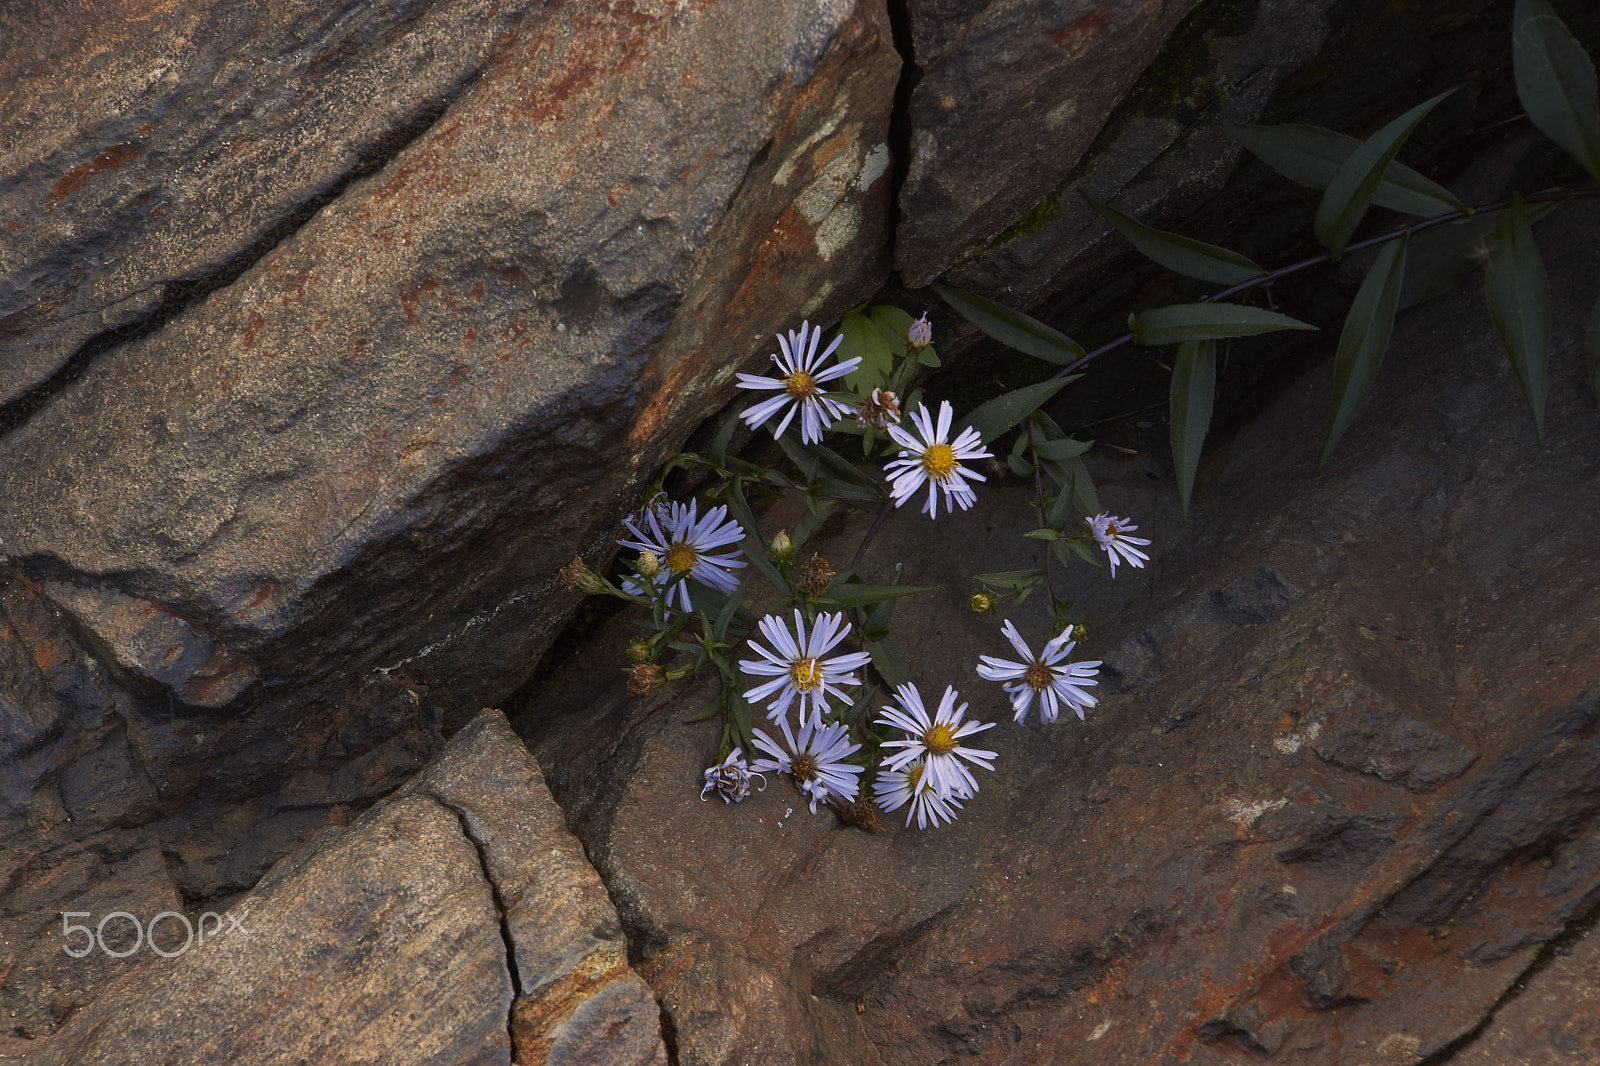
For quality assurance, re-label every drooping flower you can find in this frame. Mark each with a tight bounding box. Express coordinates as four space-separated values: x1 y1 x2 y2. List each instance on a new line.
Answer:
976 619 1101 724
884 401 992 519
740 610 873 727
749 716 864 814
874 757 965 829
701 747 764 804
855 388 902 428
737 321 861 444
876 683 998 801
1087 513 1151 577
617 500 746 612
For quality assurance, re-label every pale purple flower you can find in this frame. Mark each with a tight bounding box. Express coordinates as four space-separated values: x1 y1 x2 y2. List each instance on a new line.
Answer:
737 321 861 444
700 747 764 804
884 401 992 518
750 716 864 814
1087 513 1151 577
740 610 873 727
874 757 965 829
876 683 997 801
977 620 1101 723
617 500 746 612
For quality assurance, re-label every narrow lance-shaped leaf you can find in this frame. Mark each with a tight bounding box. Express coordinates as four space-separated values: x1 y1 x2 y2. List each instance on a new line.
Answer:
863 630 911 689
933 283 1086 365
817 582 934 608
1217 122 1467 216
1314 89 1454 257
1484 194 1552 443
1514 0 1600 180
1319 236 1409 468
1129 303 1316 346
1399 200 1559 311
960 376 1079 443
1168 339 1216 515
1083 193 1263 285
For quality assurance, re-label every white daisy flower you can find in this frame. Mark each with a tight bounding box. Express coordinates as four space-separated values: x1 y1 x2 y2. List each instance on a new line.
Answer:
976 619 1102 724
737 321 861 444
884 401 992 518
750 716 864 814
876 683 998 801
740 610 873 727
1087 513 1151 577
700 747 764 804
874 757 965 829
617 499 746 613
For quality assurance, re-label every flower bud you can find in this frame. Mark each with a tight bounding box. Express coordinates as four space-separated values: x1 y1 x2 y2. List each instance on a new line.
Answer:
635 550 661 580
969 591 994 614
626 638 653 664
907 312 933 350
770 530 795 564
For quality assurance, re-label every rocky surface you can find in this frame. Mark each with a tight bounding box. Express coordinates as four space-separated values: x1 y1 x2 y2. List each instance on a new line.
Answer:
514 196 1600 1063
9 710 664 1066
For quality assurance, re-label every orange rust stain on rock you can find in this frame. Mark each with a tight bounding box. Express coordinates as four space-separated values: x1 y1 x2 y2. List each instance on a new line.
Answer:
32 637 61 673
464 328 477 342
1053 8 1108 58
137 118 168 137
469 280 485 301
241 309 265 349
399 278 441 326
44 143 145 212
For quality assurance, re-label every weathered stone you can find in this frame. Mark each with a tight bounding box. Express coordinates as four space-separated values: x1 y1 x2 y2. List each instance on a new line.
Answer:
16 709 663 1065
896 0 1204 285
516 194 1600 1063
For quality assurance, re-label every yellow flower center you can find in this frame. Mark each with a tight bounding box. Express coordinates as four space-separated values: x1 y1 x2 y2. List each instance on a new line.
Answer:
924 722 958 755
791 753 816 781
921 442 958 480
1024 662 1053 692
664 543 698 574
789 657 821 691
783 370 817 397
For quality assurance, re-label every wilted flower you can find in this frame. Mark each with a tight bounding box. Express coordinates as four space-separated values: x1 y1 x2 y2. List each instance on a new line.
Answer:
740 610 873 727
1087 513 1151 577
701 747 764 804
794 553 836 597
855 388 902 428
558 554 611 595
736 321 861 444
874 757 965 829
627 662 669 696
876 683 998 801
884 401 992 519
976 619 1101 724
749 716 864 814
617 499 747 612
907 312 932 350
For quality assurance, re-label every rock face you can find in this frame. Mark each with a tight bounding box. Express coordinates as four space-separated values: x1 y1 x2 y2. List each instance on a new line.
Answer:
515 196 1600 1063
18 710 664 1066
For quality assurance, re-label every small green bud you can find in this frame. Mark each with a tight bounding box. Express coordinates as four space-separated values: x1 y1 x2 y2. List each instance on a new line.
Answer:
635 550 661 580
969 592 994 614
626 639 653 664
770 530 795 564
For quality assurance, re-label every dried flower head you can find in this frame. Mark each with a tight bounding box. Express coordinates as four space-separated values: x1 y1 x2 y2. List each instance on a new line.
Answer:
701 748 764 804
627 662 669 696
795 553 836 597
558 554 610 595
855 388 902 428
837 796 884 832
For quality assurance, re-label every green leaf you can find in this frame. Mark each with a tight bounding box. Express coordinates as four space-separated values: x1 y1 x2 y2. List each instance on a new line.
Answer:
863 630 911 689
1484 194 1552 442
1217 122 1467 217
932 283 1086 365
1398 200 1560 310
1169 339 1216 515
708 407 741 466
869 305 914 357
1083 193 1264 285
1514 0 1600 180
1066 536 1102 567
917 344 942 368
1318 236 1408 469
961 377 1079 443
792 493 837 546
1046 482 1076 529
1033 437 1093 461
1314 90 1454 257
684 701 722 724
864 562 905 632
712 573 751 643
817 582 934 608
1586 290 1600 407
1128 303 1316 346
723 482 763 549
1023 527 1060 541
973 569 1045 590
741 536 789 596
1067 457 1100 516
840 311 894 393
1006 454 1035 477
